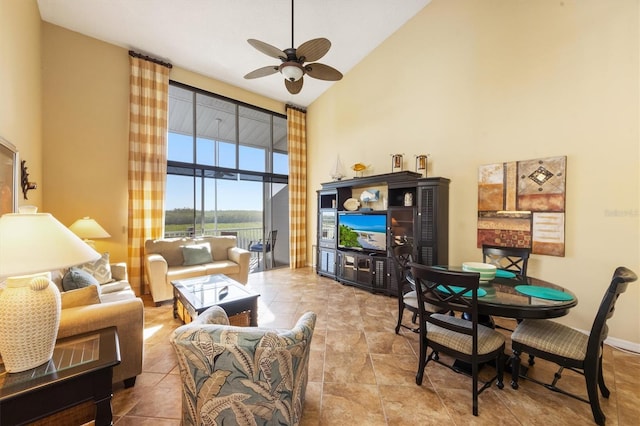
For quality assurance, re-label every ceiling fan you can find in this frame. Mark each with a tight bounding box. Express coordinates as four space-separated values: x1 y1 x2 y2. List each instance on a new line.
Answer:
243 0 343 95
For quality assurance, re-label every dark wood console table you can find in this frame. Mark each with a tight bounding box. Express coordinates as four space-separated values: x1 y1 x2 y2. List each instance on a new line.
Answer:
0 327 120 426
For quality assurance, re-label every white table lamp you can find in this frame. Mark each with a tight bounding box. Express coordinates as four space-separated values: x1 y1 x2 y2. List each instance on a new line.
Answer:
69 216 111 248
0 210 101 372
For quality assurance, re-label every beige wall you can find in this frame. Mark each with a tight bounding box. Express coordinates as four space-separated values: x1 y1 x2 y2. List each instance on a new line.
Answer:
42 23 130 262
308 0 640 345
41 23 285 273
0 0 42 209
7 1 639 344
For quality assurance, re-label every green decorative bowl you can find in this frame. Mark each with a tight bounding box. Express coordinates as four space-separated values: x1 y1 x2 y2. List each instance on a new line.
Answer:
462 262 497 283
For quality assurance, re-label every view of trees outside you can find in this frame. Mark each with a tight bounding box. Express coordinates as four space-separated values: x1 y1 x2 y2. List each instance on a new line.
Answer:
165 172 263 238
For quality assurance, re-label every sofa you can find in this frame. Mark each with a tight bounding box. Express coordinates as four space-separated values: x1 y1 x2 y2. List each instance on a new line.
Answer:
144 236 250 304
171 306 317 426
52 255 144 388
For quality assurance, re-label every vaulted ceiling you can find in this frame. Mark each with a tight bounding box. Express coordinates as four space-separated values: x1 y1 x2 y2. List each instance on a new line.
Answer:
37 0 431 107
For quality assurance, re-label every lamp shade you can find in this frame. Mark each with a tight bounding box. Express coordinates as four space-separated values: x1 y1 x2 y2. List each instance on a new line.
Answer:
0 213 101 279
68 216 111 240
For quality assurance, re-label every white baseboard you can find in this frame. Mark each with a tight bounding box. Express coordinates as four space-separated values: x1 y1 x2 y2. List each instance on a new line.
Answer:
604 335 640 353
574 327 640 354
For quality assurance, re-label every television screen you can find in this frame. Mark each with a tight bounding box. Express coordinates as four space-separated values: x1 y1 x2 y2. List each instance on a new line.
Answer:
338 212 387 253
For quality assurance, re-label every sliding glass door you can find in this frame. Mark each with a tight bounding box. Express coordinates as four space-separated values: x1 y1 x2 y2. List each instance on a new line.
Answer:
164 82 288 271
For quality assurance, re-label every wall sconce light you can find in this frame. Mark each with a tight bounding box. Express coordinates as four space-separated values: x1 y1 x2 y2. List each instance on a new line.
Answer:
391 154 404 173
21 160 37 200
415 154 429 178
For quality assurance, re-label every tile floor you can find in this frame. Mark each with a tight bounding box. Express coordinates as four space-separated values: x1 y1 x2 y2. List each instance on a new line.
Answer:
111 267 640 425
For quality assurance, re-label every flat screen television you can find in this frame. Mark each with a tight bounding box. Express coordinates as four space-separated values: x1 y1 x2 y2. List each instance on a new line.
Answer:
338 211 387 253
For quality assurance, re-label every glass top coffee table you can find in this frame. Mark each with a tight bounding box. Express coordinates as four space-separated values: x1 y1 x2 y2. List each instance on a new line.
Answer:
171 274 260 326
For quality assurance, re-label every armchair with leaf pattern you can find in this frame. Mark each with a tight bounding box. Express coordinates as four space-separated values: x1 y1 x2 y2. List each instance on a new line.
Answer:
170 305 316 426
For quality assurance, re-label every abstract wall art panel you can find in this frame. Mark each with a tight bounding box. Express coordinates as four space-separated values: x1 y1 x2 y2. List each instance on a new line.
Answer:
478 156 566 257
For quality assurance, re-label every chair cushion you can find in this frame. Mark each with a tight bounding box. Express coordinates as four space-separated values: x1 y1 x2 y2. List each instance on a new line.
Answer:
403 291 443 313
193 305 230 326
60 285 101 309
511 319 588 361
204 261 240 276
249 242 271 251
426 314 505 355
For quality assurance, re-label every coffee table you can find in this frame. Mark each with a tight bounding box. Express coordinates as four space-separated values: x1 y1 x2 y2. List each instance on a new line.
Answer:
171 274 260 326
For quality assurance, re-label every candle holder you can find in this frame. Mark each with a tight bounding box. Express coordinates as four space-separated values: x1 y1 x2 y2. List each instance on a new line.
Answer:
391 154 404 172
415 154 429 177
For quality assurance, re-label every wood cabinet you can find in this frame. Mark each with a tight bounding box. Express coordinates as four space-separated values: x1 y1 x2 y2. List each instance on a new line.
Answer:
316 188 350 279
416 178 450 267
316 172 449 296
336 251 387 293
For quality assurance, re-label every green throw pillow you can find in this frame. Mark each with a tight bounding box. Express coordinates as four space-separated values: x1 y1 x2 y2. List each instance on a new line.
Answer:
182 243 213 266
62 267 101 294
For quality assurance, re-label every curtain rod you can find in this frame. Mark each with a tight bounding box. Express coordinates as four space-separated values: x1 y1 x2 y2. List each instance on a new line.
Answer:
286 104 306 113
128 50 173 69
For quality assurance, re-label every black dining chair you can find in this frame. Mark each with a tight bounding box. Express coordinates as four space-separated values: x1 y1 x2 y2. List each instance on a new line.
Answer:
482 244 531 332
390 244 447 334
510 266 637 426
482 244 530 276
390 243 419 333
411 263 505 416
248 230 277 269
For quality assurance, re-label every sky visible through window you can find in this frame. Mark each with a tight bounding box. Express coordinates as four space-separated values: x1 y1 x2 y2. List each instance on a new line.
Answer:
165 132 287 211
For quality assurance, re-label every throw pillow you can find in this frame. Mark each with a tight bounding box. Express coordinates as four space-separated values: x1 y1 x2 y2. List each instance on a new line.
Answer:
78 252 113 284
62 267 101 294
182 243 213 266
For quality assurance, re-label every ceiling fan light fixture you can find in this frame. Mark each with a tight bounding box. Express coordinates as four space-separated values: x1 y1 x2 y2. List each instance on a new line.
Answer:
280 62 304 82
245 0 341 93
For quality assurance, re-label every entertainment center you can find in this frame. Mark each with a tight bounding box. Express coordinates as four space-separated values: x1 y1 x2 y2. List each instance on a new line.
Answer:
316 171 450 296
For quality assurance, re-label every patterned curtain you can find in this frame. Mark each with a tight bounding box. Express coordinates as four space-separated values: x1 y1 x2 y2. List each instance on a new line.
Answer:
127 53 171 295
287 106 307 268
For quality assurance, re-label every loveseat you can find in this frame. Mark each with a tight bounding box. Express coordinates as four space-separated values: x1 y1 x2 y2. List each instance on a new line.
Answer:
144 236 250 304
171 306 316 426
52 255 144 387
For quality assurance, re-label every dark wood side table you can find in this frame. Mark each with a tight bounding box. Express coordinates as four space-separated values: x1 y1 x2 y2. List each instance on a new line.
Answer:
172 274 260 326
0 327 120 426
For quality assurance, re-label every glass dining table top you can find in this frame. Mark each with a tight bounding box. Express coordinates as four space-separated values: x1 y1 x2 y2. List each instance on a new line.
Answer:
425 266 578 319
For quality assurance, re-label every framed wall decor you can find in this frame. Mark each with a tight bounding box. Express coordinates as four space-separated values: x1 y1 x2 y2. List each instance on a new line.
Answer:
0 137 18 215
477 155 567 257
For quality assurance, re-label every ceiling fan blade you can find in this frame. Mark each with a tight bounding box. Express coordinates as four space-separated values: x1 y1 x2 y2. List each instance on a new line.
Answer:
244 66 279 79
247 39 287 60
285 77 303 95
296 38 331 62
304 63 343 81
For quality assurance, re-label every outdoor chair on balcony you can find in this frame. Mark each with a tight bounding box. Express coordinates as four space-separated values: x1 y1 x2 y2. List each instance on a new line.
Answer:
248 230 277 269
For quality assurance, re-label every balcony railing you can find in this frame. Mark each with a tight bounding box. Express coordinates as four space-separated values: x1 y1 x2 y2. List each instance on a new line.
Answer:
164 227 263 250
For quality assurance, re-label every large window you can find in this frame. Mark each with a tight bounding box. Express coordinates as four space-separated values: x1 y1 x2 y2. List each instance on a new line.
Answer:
166 82 288 269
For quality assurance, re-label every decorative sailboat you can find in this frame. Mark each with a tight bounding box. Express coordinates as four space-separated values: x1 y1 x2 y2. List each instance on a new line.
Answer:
330 156 345 181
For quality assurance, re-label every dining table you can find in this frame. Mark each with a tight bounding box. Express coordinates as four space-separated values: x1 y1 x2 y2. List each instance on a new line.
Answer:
433 265 579 320
428 265 578 374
